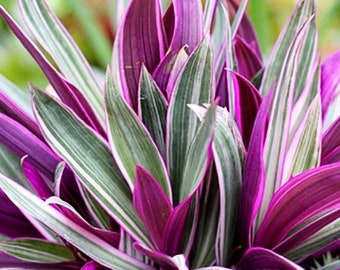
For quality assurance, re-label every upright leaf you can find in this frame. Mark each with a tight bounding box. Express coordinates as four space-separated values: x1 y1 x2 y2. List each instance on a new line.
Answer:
106 71 171 198
167 37 213 204
31 86 152 248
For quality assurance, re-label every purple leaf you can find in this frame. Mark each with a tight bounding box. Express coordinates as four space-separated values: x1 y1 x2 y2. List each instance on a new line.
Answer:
0 8 105 137
132 166 172 252
234 36 262 80
0 190 42 238
169 0 204 53
273 208 340 255
133 243 178 270
229 70 262 149
0 91 43 140
21 157 52 199
255 163 340 249
237 247 303 270
163 196 193 256
228 0 262 59
116 0 166 111
321 116 340 165
81 261 109 270
321 49 340 120
0 113 60 180
237 93 270 250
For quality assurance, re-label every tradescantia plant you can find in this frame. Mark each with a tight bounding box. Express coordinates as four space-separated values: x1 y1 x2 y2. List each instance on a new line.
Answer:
0 0 339 269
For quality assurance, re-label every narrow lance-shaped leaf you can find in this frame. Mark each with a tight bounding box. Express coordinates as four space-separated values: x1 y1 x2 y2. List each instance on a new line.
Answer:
0 174 154 270
31 86 153 248
19 0 104 123
258 17 315 226
116 0 166 111
106 70 171 198
255 163 340 249
167 37 213 204
0 238 76 264
139 66 167 158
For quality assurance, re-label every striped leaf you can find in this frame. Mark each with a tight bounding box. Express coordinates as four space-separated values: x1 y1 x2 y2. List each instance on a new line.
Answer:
167 37 213 204
0 174 154 270
0 238 75 264
105 71 171 198
31 86 152 248
19 0 104 123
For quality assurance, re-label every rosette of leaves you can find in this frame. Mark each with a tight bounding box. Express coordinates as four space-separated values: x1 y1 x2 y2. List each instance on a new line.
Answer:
0 0 339 269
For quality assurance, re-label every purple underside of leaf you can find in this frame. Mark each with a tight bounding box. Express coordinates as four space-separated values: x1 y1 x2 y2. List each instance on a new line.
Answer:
273 208 340 255
0 113 60 180
0 7 105 137
230 70 262 149
255 163 340 249
321 117 340 164
169 0 204 53
0 91 43 141
0 190 42 238
163 195 193 256
133 243 177 270
0 252 80 270
228 0 262 60
21 158 52 200
81 261 109 270
133 166 172 252
163 3 175 45
237 247 303 270
216 68 229 108
118 0 165 111
234 36 262 80
237 93 270 250
320 49 340 119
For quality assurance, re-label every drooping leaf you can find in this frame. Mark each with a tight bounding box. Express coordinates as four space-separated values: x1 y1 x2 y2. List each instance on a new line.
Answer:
19 0 105 123
255 163 340 249
167 37 213 204
31 86 153 248
133 166 172 252
105 70 171 198
0 174 154 270
0 238 76 264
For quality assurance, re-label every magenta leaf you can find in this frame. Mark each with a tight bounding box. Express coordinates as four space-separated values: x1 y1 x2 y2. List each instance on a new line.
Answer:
230 70 262 149
133 166 172 252
321 49 340 120
237 93 270 250
234 36 262 81
81 261 109 270
116 0 166 111
169 0 204 54
255 163 340 249
321 117 340 165
0 8 105 137
163 195 193 256
0 113 60 180
237 247 303 270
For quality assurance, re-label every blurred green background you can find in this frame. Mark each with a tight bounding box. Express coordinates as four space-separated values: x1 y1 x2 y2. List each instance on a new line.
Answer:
0 0 339 89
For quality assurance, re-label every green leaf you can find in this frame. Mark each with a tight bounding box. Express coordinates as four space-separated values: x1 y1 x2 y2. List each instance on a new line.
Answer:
31 86 152 248
0 174 154 270
179 102 216 202
167 37 213 204
105 70 171 199
139 66 167 158
0 238 75 263
20 0 104 123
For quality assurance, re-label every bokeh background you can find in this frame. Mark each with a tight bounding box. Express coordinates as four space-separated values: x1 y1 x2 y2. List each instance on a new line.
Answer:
0 0 339 89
